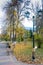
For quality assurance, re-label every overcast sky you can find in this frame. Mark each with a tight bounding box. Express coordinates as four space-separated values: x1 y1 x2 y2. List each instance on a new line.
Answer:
0 0 42 34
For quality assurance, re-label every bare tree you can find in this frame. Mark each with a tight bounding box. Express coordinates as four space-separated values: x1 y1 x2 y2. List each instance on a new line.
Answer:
3 0 23 41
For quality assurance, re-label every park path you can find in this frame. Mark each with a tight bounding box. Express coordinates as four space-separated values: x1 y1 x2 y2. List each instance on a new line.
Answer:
0 42 30 65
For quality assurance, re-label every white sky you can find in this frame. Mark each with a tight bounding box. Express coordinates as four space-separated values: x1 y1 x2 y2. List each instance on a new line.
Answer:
0 0 42 34
21 17 33 28
0 0 10 7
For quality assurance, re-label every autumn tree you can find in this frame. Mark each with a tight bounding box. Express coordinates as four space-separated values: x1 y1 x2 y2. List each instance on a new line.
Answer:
4 0 21 41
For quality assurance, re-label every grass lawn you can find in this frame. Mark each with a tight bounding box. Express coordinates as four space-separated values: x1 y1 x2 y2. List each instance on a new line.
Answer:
11 41 43 64
36 48 43 57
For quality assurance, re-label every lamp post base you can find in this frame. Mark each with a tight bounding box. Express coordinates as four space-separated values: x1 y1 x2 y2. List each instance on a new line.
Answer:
32 48 35 61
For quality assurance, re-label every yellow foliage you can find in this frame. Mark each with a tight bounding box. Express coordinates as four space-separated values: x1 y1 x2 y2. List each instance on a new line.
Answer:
14 10 17 16
13 42 32 55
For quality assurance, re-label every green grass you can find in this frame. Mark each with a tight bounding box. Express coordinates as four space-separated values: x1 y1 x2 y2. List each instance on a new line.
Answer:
36 48 43 57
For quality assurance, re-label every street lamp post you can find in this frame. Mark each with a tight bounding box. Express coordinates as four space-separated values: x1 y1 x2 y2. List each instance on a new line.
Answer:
33 16 35 48
32 16 35 61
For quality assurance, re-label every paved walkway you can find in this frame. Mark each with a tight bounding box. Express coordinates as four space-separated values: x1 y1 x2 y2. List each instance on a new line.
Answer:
0 42 42 65
0 42 30 65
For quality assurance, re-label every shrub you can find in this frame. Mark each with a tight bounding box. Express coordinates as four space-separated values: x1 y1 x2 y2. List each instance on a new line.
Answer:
35 34 42 48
